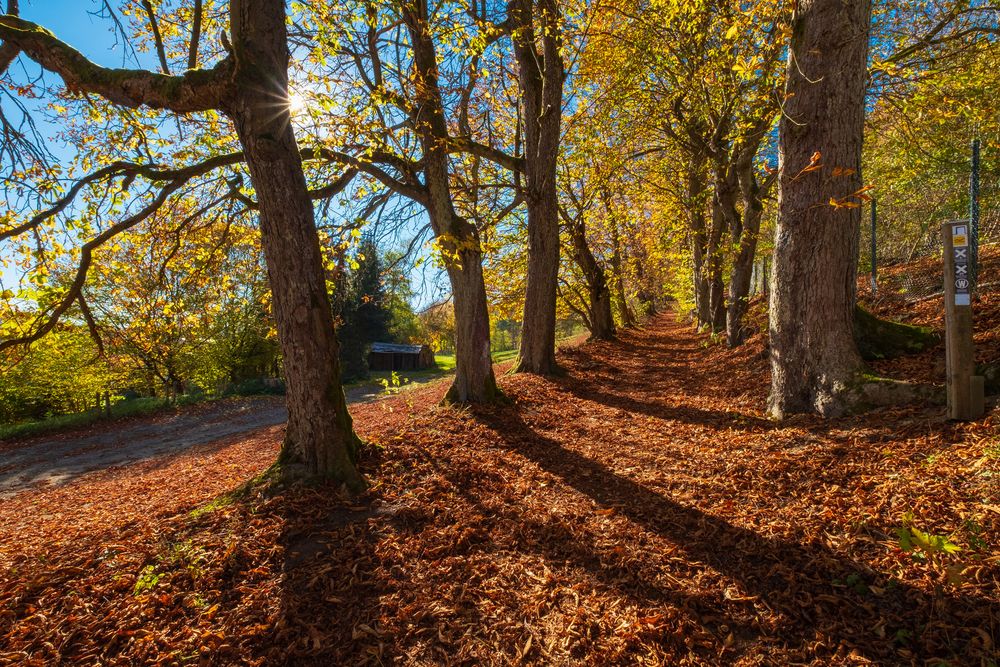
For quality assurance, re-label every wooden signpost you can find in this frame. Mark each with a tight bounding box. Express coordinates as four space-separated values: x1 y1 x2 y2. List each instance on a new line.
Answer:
942 220 985 420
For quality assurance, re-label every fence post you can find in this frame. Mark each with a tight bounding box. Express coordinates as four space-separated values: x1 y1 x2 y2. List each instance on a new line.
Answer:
870 199 877 295
104 391 112 419
942 220 984 420
970 137 981 288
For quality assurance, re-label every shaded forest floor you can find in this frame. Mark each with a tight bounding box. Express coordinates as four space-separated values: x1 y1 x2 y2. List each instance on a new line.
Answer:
1 315 997 665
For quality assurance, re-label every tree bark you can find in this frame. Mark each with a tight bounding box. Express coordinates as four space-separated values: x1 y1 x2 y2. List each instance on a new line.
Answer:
706 161 739 333
225 0 363 489
608 216 636 328
511 0 563 375
686 159 714 328
403 0 499 402
726 149 773 347
566 212 615 340
445 250 500 402
0 1 367 488
768 0 872 418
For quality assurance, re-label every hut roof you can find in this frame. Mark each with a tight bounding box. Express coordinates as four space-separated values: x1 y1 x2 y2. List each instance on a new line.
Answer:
370 342 426 354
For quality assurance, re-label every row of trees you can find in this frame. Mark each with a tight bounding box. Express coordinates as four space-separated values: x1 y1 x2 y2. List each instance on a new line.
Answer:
0 0 996 487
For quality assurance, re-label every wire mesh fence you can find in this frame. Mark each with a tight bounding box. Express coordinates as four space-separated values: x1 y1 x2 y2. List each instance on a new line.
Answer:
858 208 1000 301
748 208 1000 302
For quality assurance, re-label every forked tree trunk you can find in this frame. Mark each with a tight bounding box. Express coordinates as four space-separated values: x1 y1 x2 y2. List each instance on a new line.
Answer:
726 151 771 347
708 162 738 333
445 247 500 402
768 0 872 418
609 218 636 328
226 0 363 489
631 242 658 317
404 0 499 402
705 206 726 334
686 160 712 326
567 214 615 340
589 280 615 339
512 0 563 375
709 270 726 332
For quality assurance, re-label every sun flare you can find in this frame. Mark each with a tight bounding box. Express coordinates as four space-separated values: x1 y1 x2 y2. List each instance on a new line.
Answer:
288 90 307 116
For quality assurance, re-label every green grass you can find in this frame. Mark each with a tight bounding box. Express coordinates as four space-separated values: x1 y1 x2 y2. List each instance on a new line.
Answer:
491 348 519 364
0 394 204 442
415 340 580 375
1 337 582 441
432 354 457 372
356 349 514 392
431 348 517 368
365 355 459 387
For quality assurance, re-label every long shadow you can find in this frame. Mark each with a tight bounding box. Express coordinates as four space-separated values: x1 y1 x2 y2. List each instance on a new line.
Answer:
552 346 778 432
474 404 997 664
558 374 778 432
262 485 391 666
422 447 763 661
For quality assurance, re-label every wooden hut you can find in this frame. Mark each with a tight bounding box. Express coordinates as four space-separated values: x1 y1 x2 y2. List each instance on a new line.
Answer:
368 343 435 372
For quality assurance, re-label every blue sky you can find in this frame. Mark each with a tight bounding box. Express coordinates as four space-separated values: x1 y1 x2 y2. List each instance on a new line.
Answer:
21 1 158 68
1 3 146 297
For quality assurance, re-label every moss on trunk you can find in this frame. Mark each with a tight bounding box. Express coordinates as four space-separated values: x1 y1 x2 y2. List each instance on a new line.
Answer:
854 305 939 361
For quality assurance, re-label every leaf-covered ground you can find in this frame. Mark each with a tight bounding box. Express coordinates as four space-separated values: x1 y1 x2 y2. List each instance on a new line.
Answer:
1 315 997 665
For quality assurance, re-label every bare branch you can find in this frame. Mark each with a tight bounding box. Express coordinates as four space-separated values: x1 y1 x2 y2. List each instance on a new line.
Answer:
312 146 429 205
448 136 523 172
140 0 170 74
188 0 202 70
0 182 179 353
1 152 246 242
77 292 105 357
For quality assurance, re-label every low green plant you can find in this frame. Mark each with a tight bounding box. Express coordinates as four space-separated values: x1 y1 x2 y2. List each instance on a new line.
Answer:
133 565 161 594
379 371 403 396
896 512 964 585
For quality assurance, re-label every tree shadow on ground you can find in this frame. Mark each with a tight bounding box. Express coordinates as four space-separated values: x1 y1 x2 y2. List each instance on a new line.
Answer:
253 483 394 666
553 345 778 432
473 403 997 664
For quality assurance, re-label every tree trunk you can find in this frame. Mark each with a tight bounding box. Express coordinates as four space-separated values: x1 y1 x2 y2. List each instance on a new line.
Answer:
708 162 738 333
590 280 615 339
726 151 770 347
226 0 363 489
445 249 501 402
768 0 872 418
608 213 636 329
631 242 658 317
512 0 563 375
567 215 615 340
686 159 713 328
403 0 499 402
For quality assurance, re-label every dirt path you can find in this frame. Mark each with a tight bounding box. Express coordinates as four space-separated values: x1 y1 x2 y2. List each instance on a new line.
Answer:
0 336 589 500
0 376 443 499
0 397 288 499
